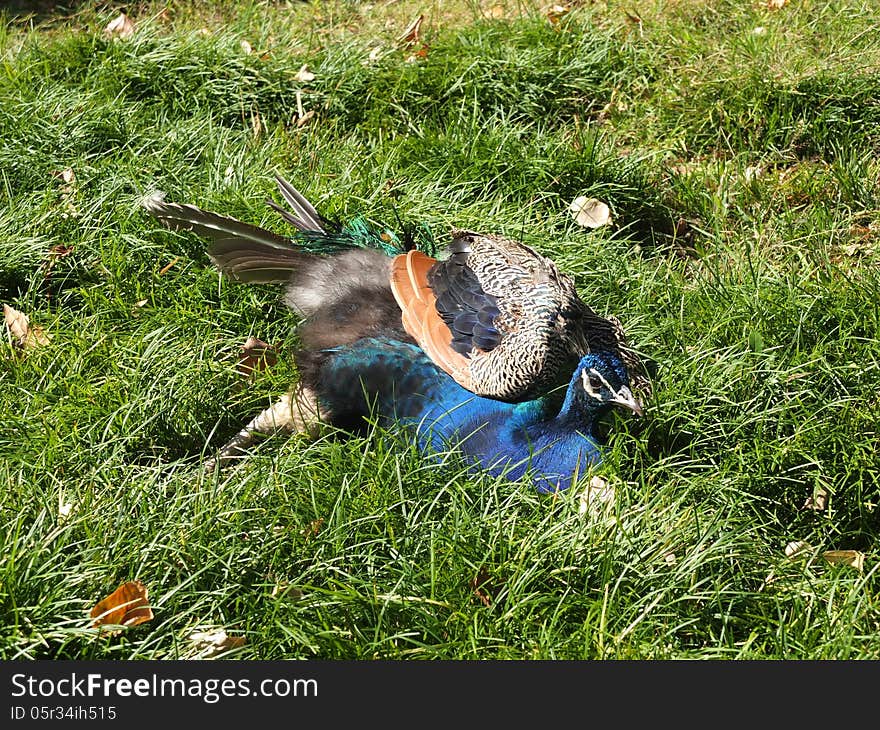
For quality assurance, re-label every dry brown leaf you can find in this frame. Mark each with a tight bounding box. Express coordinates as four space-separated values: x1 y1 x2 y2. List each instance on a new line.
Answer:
90 580 153 628
397 14 424 46
471 566 501 606
158 257 179 276
296 110 316 128
4 304 51 350
104 12 135 39
188 629 246 657
238 336 278 377
766 0 787 9
802 486 828 511
302 517 324 539
485 5 505 19
823 550 865 571
544 4 570 24
569 196 612 228
294 64 315 83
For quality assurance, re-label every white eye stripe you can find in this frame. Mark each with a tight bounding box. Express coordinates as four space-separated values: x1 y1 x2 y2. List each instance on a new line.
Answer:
580 367 613 398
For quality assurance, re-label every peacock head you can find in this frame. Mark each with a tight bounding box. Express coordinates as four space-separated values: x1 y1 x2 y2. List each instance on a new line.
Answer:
569 352 643 419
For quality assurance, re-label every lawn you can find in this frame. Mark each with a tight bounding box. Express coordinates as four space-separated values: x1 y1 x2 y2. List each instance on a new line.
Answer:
1 0 879 659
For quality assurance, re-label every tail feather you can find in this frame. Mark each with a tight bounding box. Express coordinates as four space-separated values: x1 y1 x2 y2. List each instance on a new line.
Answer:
273 175 326 233
142 192 313 284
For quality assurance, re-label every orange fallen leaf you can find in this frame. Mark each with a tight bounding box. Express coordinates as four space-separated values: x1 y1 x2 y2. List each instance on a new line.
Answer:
4 304 51 350
90 580 153 628
104 12 135 39
158 257 179 276
238 336 278 377
397 14 424 47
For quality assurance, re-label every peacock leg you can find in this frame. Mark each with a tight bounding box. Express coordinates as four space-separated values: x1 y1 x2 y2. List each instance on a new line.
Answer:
205 386 322 469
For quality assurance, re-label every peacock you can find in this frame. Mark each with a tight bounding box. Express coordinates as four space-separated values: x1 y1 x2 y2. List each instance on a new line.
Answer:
142 175 651 402
141 176 647 491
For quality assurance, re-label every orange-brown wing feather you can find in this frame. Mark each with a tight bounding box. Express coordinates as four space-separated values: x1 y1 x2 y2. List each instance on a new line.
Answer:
390 251 473 390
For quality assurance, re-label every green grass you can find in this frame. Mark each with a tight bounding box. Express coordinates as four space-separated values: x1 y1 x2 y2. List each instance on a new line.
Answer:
1 0 879 659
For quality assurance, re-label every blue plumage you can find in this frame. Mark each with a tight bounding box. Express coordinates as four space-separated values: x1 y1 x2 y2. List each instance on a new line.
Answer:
300 336 635 493
142 176 646 491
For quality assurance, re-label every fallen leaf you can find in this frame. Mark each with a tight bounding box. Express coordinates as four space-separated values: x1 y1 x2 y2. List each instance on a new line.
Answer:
158 257 179 276
294 64 315 83
302 517 324 539
569 196 612 228
4 304 51 350
766 0 787 8
784 540 812 558
48 244 74 259
471 566 501 606
240 39 253 55
397 14 424 46
802 486 828 511
485 5 505 19
578 475 615 515
90 580 153 628
823 550 865 571
104 12 134 39
52 167 79 217
238 336 278 377
405 46 429 62
544 4 570 24
296 110 316 128
58 494 74 522
270 582 304 601
188 629 246 657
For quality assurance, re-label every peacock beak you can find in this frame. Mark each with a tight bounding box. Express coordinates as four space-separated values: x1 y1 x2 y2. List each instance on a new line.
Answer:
611 386 643 417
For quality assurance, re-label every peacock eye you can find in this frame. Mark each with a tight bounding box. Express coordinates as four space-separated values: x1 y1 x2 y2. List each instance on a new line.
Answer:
588 374 603 391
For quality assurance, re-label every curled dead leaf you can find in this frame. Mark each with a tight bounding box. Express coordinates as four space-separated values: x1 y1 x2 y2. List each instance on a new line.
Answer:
188 629 246 657
578 475 615 515
802 486 828 511
471 566 502 606
784 540 812 558
238 336 278 377
544 4 570 24
294 64 315 83
158 257 179 276
823 550 865 571
569 196 612 229
90 580 153 629
397 14 424 47
4 304 51 350
104 12 134 39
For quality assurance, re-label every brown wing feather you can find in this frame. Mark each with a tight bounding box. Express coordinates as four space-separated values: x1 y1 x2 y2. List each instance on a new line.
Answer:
390 251 473 390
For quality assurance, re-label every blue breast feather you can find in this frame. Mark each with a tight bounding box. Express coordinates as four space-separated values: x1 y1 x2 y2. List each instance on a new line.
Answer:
317 337 603 493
